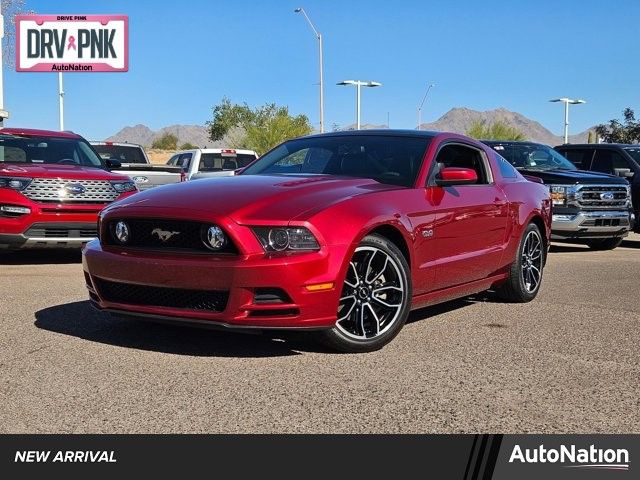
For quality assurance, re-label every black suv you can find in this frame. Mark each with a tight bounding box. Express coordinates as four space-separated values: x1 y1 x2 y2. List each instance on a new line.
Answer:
482 141 633 250
554 144 640 233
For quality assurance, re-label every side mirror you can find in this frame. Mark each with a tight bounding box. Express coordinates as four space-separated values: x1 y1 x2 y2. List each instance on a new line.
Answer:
105 159 122 170
435 167 478 186
614 168 634 179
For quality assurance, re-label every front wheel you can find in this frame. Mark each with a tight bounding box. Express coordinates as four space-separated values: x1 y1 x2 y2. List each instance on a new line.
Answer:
316 234 411 353
495 223 545 303
585 237 624 251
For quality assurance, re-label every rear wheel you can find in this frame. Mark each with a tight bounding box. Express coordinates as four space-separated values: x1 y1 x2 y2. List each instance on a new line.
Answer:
495 223 545 303
585 237 624 251
316 234 411 353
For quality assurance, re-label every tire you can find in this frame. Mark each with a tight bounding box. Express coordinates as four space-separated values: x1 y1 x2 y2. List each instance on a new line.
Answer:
585 237 624 251
495 223 545 303
316 234 412 353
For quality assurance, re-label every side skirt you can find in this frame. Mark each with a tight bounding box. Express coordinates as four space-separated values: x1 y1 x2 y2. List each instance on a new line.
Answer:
410 273 508 311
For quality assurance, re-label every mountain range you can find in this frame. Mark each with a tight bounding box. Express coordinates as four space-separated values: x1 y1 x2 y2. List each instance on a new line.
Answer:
106 107 594 147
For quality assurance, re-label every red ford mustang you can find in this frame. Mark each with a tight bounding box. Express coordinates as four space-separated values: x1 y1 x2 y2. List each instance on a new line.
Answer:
83 130 551 352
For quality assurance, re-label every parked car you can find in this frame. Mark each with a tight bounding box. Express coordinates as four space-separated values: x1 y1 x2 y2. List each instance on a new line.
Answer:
91 141 183 190
83 130 551 352
0 128 137 250
483 141 633 250
167 148 258 181
554 143 640 233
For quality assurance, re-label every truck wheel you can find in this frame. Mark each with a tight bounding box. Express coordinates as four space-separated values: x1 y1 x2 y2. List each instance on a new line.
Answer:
315 234 411 353
495 223 545 303
585 237 624 251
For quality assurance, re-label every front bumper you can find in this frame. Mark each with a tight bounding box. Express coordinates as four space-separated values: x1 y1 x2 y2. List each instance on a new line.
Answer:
551 210 633 240
0 188 135 249
82 239 347 329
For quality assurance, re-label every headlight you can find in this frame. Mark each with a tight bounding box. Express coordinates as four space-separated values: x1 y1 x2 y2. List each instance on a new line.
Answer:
252 226 319 252
550 185 576 206
110 181 137 193
0 176 32 191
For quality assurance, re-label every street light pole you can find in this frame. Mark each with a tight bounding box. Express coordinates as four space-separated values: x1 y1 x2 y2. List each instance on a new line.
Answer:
0 4 9 126
550 97 586 144
417 83 435 130
58 72 65 131
337 80 382 130
294 8 324 133
356 81 361 130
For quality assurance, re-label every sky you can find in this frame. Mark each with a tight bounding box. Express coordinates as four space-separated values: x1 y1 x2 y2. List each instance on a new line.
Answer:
2 0 639 140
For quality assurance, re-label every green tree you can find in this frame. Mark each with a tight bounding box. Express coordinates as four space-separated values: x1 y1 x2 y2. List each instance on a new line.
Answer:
595 108 640 143
207 97 312 155
151 132 178 150
466 120 526 141
179 142 197 150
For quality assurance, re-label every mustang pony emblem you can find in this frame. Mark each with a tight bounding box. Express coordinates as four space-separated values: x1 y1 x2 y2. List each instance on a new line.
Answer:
151 228 180 242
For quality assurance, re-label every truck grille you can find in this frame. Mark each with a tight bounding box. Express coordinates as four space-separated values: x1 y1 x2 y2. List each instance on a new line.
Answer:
23 178 118 203
576 185 629 209
93 277 229 312
103 218 237 254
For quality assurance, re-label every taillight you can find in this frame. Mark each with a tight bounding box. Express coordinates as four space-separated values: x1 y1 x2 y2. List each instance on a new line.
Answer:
180 170 187 182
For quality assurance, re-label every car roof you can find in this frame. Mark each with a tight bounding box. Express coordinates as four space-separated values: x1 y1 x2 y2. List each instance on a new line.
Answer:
556 143 639 149
0 127 82 139
481 140 550 148
90 141 144 148
303 129 439 140
176 148 257 154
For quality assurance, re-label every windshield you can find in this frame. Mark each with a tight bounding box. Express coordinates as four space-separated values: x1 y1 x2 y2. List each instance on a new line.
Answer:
624 147 640 163
93 144 147 164
491 144 576 171
241 135 432 187
0 135 103 168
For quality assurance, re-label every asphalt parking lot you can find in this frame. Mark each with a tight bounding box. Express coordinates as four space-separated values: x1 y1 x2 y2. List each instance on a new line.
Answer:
1 235 639 434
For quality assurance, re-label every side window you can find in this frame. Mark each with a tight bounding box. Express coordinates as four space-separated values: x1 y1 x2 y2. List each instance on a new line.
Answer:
167 154 179 166
559 149 592 169
591 150 630 175
178 153 193 170
495 153 518 178
432 144 489 184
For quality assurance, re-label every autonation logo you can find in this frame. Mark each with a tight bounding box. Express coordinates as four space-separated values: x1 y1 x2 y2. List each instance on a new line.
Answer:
509 444 630 471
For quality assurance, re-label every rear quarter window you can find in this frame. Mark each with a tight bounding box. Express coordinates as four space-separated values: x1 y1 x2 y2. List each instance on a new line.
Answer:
495 153 518 178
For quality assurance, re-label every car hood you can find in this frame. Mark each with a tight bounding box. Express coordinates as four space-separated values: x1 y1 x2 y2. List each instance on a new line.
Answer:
0 163 130 181
516 168 628 185
108 174 404 222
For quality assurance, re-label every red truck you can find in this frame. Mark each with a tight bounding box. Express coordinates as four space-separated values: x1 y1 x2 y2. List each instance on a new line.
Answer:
0 128 137 250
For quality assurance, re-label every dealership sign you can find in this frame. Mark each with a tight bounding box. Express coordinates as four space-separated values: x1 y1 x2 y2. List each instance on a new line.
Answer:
15 15 128 72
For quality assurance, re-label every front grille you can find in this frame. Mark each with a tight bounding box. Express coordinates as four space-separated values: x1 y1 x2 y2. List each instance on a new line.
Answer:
23 178 118 203
94 277 229 312
104 218 237 254
25 223 97 238
577 185 629 209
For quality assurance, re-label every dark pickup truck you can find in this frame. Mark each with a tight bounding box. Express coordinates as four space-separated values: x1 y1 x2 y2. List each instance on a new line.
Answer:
483 141 633 250
555 143 640 233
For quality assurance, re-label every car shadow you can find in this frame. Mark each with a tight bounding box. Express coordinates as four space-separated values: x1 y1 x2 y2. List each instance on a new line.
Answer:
34 300 331 358
549 243 590 253
35 296 486 357
0 250 82 265
621 239 639 249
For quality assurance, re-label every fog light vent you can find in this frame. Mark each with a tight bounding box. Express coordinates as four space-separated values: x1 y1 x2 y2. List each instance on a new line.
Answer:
254 288 291 304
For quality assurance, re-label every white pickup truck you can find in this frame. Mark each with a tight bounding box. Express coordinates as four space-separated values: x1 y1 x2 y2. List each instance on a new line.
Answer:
167 148 259 181
91 142 183 190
